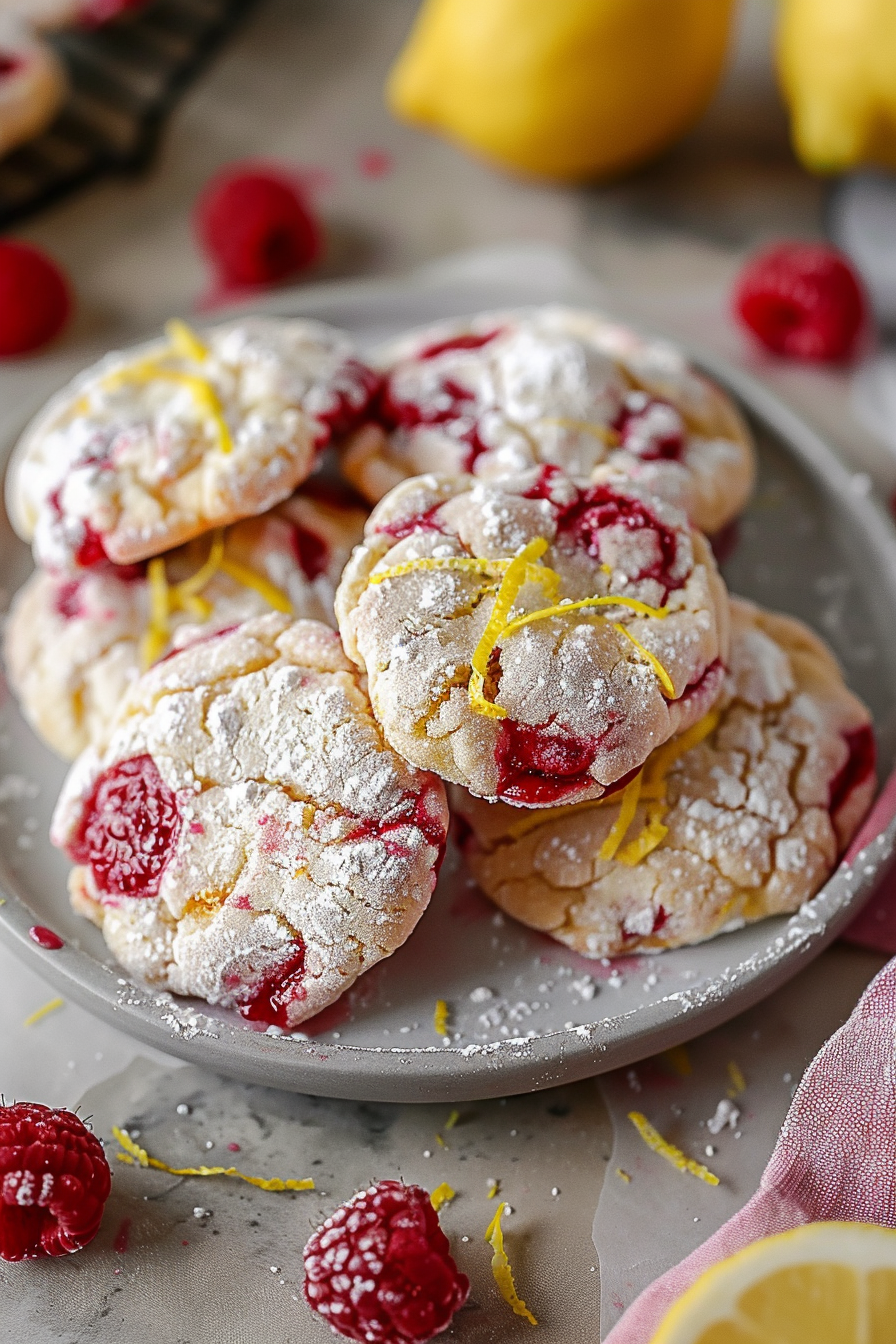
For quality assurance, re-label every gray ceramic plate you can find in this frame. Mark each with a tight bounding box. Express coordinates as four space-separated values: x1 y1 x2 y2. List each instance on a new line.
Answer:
2 252 895 1102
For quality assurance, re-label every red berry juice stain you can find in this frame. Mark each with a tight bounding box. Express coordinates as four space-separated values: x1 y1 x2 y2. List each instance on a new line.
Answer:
28 926 64 950
291 522 329 581
313 361 381 446
358 149 393 179
676 658 725 710
74 522 108 569
113 1217 131 1254
829 725 876 817
54 580 84 621
237 943 307 1028
375 501 447 542
69 754 181 901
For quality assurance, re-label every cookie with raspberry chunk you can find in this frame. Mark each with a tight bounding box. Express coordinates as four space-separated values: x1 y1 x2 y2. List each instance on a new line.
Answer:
341 307 754 536
4 483 368 760
452 597 875 957
336 465 729 807
6 316 378 573
51 614 447 1029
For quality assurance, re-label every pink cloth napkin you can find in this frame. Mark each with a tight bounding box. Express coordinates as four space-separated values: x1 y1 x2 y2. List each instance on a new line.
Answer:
603 953 896 1342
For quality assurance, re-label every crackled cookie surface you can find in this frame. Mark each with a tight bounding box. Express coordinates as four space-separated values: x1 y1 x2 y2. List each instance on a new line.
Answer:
341 307 755 535
453 598 876 957
0 15 66 158
51 614 448 1029
7 316 378 572
336 465 729 807
4 481 367 759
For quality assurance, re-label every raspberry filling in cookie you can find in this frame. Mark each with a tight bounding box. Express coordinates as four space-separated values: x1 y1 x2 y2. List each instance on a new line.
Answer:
376 502 448 541
829 724 876 817
377 376 489 471
0 53 21 77
69 754 181 901
291 521 329 581
613 392 685 461
495 720 602 806
230 943 307 1028
556 483 686 600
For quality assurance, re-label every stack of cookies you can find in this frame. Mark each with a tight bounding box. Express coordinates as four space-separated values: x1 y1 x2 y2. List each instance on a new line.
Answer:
4 306 877 1033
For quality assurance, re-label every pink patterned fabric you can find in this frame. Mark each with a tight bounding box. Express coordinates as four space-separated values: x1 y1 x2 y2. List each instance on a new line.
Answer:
603 956 896 1342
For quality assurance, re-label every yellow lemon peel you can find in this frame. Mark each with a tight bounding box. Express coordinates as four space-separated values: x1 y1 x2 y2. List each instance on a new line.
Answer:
485 1202 538 1326
616 1168 631 1184
370 555 511 585
444 1109 461 1130
487 1178 501 1199
112 1127 314 1192
165 318 209 363
616 801 670 866
141 557 172 669
430 1182 456 1212
469 538 556 718
614 622 675 698
728 1061 746 1097
499 593 668 643
216 558 293 613
627 1112 719 1186
434 999 450 1038
23 996 64 1027
599 772 643 861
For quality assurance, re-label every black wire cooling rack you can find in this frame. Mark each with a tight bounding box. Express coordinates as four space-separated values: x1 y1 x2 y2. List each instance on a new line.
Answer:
0 0 256 229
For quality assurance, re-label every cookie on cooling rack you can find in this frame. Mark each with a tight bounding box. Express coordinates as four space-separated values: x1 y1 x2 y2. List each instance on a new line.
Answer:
341 306 755 536
6 316 378 573
4 481 368 759
452 597 875 957
336 464 729 807
0 15 66 159
51 613 447 1030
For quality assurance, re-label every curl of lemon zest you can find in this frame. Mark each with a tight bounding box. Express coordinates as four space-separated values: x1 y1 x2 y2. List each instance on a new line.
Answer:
217 558 292 613
614 622 675 698
435 1133 447 1149
370 555 510 585
485 1203 538 1326
616 802 669 866
444 1109 460 1130
728 1061 746 1097
430 1182 456 1212
643 708 721 791
627 1112 719 1186
23 996 64 1027
616 1168 631 1184
434 998 450 1038
499 593 667 644
165 318 209 362
103 362 232 454
535 415 620 447
487 1179 500 1199
111 1127 314 1191
141 558 171 668
599 772 643 861
174 529 226 601
469 538 555 719
180 593 214 619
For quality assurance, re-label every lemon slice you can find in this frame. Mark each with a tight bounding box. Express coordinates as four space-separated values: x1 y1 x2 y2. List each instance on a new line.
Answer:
651 1222 896 1344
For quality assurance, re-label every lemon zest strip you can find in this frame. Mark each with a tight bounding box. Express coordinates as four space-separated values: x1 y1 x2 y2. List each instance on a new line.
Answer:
500 593 667 644
599 772 643 861
112 1127 314 1191
444 1109 461 1130
165 319 209 363
434 998 450 1038
141 558 171 669
643 708 721 791
616 802 669 866
487 1179 500 1199
370 555 511 585
173 529 226 601
616 1168 631 1184
485 1202 538 1326
217 558 293 613
103 360 232 454
614 622 675 698
627 1112 719 1186
469 538 554 719
728 1061 747 1096
431 1182 456 1212
23 996 64 1027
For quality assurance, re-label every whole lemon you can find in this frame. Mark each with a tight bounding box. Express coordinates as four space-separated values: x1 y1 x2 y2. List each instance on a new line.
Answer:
387 0 738 182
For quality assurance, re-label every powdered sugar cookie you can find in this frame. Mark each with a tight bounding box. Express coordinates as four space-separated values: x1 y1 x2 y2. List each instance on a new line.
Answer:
336 465 729 807
6 316 378 573
453 597 875 957
4 482 368 759
51 613 448 1029
341 307 755 536
0 16 65 158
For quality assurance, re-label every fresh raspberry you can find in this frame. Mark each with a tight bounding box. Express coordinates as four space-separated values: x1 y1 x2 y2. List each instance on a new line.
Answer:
69 753 181 901
733 243 866 362
303 1180 469 1344
0 241 71 358
0 1103 111 1261
195 165 321 288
